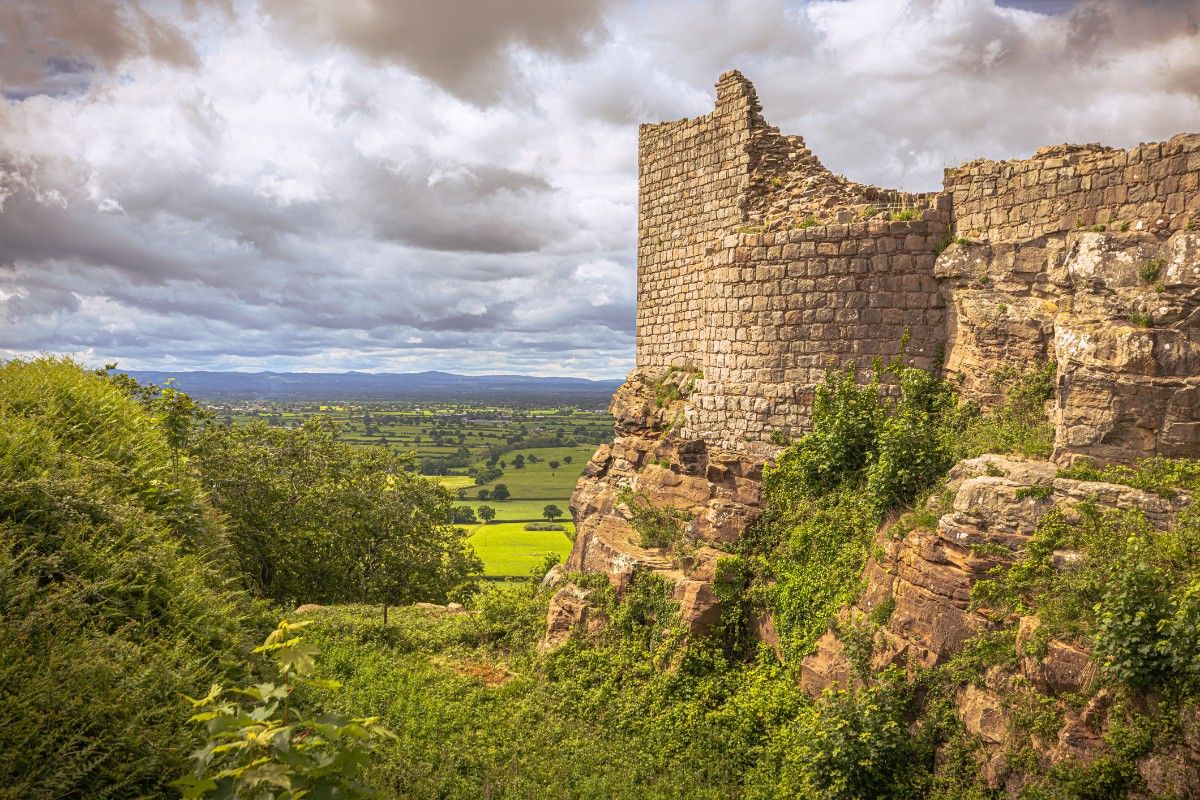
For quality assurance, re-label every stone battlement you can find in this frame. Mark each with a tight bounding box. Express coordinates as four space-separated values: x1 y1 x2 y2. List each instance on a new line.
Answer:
635 71 1200 463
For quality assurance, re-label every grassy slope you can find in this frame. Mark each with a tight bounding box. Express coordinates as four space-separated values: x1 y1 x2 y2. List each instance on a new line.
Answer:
296 598 783 800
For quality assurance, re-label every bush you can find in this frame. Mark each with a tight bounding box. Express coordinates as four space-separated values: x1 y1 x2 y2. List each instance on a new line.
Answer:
617 488 690 550
958 360 1056 459
524 522 566 531
175 619 394 799
972 486 1200 693
190 418 481 608
766 669 932 799
0 357 263 798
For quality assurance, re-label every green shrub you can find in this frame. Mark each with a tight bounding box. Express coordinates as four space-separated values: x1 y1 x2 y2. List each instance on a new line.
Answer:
959 361 1056 459
175 619 394 799
768 669 932 799
971 487 1200 693
617 488 689 550
1138 259 1166 284
0 357 263 798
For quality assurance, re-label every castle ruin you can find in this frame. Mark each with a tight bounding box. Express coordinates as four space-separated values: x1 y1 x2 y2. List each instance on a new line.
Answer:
636 70 1200 462
552 70 1200 642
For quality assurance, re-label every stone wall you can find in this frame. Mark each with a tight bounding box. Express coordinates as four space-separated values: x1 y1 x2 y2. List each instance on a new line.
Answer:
948 137 1200 244
635 72 756 371
690 216 948 449
635 71 1200 464
637 71 951 452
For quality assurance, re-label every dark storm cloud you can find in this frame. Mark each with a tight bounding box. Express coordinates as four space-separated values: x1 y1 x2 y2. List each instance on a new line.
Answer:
0 0 201 98
2 0 1198 376
261 0 615 103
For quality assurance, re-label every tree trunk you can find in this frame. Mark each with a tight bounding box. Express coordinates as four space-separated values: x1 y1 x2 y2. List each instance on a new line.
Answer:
383 604 388 625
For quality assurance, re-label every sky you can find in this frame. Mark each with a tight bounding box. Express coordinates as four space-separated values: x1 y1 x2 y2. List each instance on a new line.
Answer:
1 0 1199 378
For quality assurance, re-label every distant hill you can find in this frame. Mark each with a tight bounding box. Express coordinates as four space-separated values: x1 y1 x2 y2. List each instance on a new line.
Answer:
122 369 625 405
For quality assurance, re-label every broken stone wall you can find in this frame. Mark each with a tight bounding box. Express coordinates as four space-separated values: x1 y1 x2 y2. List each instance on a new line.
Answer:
939 136 1200 464
689 215 948 450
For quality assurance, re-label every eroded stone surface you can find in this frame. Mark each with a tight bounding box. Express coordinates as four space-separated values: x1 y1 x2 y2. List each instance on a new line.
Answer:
565 371 765 633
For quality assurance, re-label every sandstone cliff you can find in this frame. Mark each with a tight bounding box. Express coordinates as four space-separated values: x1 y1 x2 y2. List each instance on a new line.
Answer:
547 71 1200 795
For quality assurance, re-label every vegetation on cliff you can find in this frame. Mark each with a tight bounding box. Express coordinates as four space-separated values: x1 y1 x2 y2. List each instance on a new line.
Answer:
5 355 1198 799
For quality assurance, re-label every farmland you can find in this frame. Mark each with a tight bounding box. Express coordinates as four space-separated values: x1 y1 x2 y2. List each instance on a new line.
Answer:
207 400 611 578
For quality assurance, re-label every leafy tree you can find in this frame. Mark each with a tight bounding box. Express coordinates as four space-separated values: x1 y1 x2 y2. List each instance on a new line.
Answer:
478 505 497 523
563 455 573 465
543 504 564 521
452 506 478 524
512 454 526 469
190 417 481 609
478 489 491 500
491 484 511 501
548 460 560 470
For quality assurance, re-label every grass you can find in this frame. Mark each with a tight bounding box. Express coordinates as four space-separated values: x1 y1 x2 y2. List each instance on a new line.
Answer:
466 523 572 577
474 446 595 497
461 499 570 522
435 475 476 491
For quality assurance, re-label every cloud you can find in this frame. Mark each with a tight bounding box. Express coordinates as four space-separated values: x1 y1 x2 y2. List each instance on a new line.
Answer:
259 0 615 103
1 0 1198 377
0 0 204 99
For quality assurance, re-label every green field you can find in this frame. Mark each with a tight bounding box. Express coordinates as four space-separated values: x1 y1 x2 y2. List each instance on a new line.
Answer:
212 402 608 578
466 523 573 577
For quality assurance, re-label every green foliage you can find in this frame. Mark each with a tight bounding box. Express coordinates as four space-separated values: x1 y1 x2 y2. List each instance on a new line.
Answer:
766 355 959 515
763 669 933 800
0 357 263 798
889 208 922 221
542 503 564 521
1128 311 1153 327
767 364 884 500
451 505 478 524
176 619 394 799
190 418 481 608
1057 455 1200 498
523 521 565 531
617 488 690 550
491 483 511 501
971 489 1200 693
958 361 1056 459
1014 484 1052 500
1138 258 1166 284
749 354 964 659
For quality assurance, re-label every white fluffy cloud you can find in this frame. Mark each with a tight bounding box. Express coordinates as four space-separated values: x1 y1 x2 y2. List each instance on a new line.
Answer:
1 0 1198 376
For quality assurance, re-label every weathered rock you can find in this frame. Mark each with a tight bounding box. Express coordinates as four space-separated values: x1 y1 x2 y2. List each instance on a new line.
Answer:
800 453 1189 689
540 584 597 653
566 371 764 633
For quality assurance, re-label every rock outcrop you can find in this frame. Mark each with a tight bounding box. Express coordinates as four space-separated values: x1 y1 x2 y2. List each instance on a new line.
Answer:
550 71 1200 788
546 370 764 640
939 229 1200 466
799 453 1193 793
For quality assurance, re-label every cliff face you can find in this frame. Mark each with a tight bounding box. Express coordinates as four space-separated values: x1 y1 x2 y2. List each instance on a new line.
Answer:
548 71 1200 792
800 453 1197 794
547 370 763 639
939 229 1200 465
